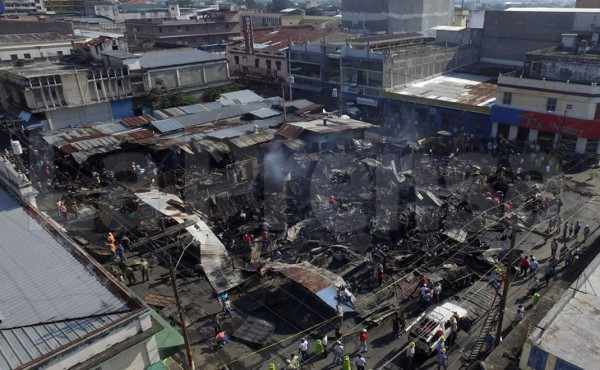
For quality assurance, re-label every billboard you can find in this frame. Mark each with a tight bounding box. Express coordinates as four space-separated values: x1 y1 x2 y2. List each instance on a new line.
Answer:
242 15 254 54
520 110 600 139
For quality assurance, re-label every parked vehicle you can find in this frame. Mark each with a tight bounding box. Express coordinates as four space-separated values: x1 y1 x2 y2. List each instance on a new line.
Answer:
408 302 469 355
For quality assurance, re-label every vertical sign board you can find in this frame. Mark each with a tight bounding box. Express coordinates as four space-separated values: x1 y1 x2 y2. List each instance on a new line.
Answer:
0 0 5 14
242 15 254 54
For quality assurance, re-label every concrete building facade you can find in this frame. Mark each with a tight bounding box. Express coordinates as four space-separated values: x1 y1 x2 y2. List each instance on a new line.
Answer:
341 0 453 36
125 3 241 49
1 0 45 14
85 1 181 23
491 33 600 154
0 32 79 62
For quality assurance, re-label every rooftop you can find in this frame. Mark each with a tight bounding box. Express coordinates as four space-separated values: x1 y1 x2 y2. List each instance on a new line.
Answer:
386 72 497 108
235 25 338 52
278 116 374 138
526 248 600 370
0 188 138 369
0 32 79 45
139 49 225 68
506 7 600 13
527 45 600 61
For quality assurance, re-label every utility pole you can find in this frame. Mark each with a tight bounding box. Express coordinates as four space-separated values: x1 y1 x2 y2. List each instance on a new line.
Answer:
169 256 195 370
495 227 517 346
281 80 287 123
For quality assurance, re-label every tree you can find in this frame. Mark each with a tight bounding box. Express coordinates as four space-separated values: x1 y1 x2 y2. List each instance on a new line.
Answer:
202 84 244 102
268 0 294 12
305 7 323 16
144 79 199 110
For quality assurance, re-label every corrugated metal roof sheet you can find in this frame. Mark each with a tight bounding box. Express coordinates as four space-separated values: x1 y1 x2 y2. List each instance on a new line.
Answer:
69 136 119 151
179 104 208 114
94 122 128 135
174 103 269 128
151 118 185 133
206 120 279 139
135 191 243 294
266 261 345 293
139 49 225 69
0 189 131 369
229 129 276 148
315 285 356 313
217 90 264 106
122 115 155 128
248 107 281 119
277 123 306 140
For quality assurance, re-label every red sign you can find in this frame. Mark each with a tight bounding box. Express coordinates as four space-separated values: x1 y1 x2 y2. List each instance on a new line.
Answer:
242 16 254 55
520 111 600 139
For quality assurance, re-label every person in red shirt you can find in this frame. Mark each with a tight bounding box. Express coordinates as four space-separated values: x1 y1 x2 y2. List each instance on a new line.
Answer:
519 255 530 277
358 329 368 352
329 195 335 208
243 233 252 247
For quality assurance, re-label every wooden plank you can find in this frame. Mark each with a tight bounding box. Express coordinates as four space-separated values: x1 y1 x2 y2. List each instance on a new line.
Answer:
130 219 197 249
144 293 175 308
73 235 89 246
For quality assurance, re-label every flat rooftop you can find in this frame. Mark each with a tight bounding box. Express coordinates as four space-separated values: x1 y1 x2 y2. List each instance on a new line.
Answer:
528 46 600 61
387 72 497 107
506 7 600 13
527 248 600 370
0 32 80 45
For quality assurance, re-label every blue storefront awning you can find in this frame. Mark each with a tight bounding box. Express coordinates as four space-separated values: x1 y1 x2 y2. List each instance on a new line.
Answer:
490 105 522 126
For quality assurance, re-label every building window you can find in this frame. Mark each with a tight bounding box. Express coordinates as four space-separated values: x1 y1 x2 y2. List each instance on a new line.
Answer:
266 60 272 70
57 51 63 56
24 53 31 59
502 92 512 105
234 56 239 65
276 61 281 71
159 27 162 33
96 82 102 90
546 98 557 112
186 26 190 31
10 54 17 60
255 59 259 68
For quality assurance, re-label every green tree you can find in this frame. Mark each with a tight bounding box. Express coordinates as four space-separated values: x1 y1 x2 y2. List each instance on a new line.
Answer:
202 84 244 102
144 79 199 109
305 7 323 16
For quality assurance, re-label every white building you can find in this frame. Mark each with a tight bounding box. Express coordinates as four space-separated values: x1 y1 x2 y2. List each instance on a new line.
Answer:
0 32 79 62
2 0 46 14
0 186 162 370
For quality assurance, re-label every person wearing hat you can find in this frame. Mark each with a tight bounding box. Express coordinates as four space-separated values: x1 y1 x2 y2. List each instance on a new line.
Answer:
285 358 297 370
437 347 448 370
355 353 366 370
448 317 458 346
406 342 416 369
358 328 368 352
437 336 447 353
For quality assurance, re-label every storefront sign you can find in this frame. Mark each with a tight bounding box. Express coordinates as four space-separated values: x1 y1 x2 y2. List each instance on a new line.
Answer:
356 97 379 107
520 111 600 139
242 16 254 55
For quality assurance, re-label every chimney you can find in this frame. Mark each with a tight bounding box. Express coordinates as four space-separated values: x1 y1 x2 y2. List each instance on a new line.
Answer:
561 34 578 50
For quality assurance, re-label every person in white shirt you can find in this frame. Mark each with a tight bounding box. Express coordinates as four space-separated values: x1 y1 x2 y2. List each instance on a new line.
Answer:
299 338 308 361
355 354 366 370
513 305 525 327
332 341 344 365
406 342 416 369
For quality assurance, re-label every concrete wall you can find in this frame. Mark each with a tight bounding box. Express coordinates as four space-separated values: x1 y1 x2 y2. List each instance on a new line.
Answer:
387 45 480 89
480 11 576 65
342 0 452 35
0 43 72 61
0 20 73 35
46 103 113 129
95 335 159 370
146 61 229 91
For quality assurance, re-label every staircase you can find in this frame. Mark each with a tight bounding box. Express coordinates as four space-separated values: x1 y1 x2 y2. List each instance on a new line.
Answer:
463 292 500 362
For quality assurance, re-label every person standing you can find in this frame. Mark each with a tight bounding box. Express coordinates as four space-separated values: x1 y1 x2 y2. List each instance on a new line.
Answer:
484 332 495 353
315 194 322 208
584 224 591 239
299 338 308 361
434 282 442 303
71 202 79 219
422 289 432 310
551 239 559 258
329 194 335 209
436 348 448 370
355 354 366 370
563 222 568 239
336 303 344 325
376 263 384 287
358 329 368 352
223 299 233 318
124 265 136 285
115 243 125 262
212 314 222 334
243 232 252 248
335 326 343 341
529 276 540 296
519 255 530 277
392 312 401 339
569 222 574 237
406 342 416 369
332 341 344 366
140 258 150 282
574 221 581 237
513 305 525 327
543 265 555 286
59 202 68 220
448 317 458 346
399 311 406 333
322 333 328 358
529 257 539 276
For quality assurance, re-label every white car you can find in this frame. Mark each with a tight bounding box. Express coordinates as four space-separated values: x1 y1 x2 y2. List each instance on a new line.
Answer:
408 302 469 355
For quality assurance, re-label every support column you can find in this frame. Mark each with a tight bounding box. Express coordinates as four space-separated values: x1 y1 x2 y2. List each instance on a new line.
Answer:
491 122 499 138
528 129 539 143
508 125 518 141
575 137 586 154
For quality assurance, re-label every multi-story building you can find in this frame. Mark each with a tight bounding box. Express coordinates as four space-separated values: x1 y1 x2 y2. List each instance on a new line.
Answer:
125 3 241 49
84 1 181 23
1 0 45 14
576 0 600 7
44 0 84 13
0 48 231 128
0 62 135 128
239 11 282 28
341 0 453 36
491 32 600 154
290 31 481 122
227 25 337 91
0 32 80 62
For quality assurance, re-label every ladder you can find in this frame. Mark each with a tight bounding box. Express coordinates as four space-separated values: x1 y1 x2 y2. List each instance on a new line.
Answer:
463 293 500 362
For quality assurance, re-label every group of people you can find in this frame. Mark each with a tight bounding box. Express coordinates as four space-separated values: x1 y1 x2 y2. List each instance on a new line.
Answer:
417 276 443 310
